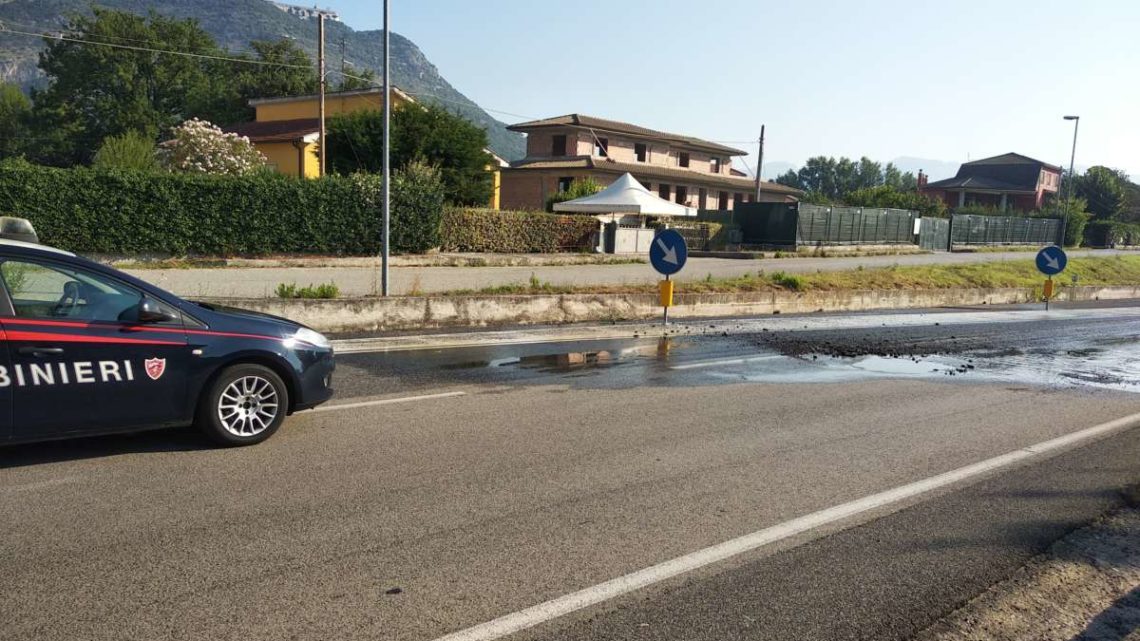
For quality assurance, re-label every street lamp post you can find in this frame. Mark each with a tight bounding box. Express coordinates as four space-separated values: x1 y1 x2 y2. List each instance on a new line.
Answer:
381 0 391 296
1063 115 1079 200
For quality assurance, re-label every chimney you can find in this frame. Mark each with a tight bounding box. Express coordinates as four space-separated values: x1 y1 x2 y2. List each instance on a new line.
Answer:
917 170 928 189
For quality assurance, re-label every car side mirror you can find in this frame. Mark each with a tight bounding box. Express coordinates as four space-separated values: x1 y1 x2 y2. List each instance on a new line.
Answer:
138 298 178 324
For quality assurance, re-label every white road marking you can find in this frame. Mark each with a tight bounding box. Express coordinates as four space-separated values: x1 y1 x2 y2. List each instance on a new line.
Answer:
430 411 1140 641
670 355 783 370
310 391 465 413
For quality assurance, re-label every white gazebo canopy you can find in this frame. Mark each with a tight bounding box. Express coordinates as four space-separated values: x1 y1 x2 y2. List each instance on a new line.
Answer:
553 173 697 217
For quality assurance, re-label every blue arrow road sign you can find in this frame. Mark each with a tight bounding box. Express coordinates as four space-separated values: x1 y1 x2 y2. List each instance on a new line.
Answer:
1036 245 1067 276
650 229 688 276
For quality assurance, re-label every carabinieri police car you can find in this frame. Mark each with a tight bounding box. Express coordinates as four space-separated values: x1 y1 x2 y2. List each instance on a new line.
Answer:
0 218 334 447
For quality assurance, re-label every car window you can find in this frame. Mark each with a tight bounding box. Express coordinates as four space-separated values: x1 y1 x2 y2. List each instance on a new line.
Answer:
0 259 145 322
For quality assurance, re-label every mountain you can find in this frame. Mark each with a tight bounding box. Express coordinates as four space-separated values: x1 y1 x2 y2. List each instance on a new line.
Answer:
0 0 526 159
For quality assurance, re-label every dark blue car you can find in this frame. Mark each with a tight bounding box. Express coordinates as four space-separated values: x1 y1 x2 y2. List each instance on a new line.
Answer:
0 222 334 446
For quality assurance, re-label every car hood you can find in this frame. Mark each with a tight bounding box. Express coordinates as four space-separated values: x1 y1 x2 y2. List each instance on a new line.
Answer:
187 301 308 336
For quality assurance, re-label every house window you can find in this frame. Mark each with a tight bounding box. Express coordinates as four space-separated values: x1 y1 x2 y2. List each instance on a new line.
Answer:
659 183 670 200
552 135 567 157
698 188 707 210
557 176 574 193
595 137 609 158
679 152 690 168
675 186 688 205
711 157 721 173
635 143 647 162
639 179 652 191
718 191 728 211
734 192 743 208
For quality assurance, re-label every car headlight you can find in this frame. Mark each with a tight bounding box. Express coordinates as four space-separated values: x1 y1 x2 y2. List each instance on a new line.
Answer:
286 327 331 350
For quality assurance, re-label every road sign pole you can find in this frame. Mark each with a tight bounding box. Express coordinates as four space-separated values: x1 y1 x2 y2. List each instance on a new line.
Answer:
660 274 673 326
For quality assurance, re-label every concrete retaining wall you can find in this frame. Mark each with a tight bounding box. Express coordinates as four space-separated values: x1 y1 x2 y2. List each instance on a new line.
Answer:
203 286 1140 334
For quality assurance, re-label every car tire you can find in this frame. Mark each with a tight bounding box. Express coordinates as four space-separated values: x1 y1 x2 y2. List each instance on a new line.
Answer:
197 364 289 446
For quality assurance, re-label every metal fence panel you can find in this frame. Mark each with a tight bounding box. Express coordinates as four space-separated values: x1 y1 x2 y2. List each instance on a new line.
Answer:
795 204 916 245
950 214 1063 246
919 218 950 251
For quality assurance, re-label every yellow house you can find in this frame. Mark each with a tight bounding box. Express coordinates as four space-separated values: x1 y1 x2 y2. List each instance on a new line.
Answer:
226 86 504 209
227 86 415 179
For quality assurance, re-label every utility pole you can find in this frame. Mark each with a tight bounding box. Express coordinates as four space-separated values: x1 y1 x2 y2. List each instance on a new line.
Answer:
1063 115 1080 200
381 0 391 296
317 13 327 177
754 125 765 201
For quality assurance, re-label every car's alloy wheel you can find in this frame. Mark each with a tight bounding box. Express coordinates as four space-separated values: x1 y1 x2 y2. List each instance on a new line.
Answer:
198 364 289 446
218 375 280 437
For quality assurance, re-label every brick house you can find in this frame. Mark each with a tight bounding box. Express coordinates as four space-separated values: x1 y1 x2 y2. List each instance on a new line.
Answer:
919 153 1062 212
500 114 801 212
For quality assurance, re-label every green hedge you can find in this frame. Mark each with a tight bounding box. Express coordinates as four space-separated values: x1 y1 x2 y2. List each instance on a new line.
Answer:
440 207 598 253
0 160 444 255
1085 220 1140 247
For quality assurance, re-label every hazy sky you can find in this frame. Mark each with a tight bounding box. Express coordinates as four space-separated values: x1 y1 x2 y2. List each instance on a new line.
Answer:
329 0 1137 178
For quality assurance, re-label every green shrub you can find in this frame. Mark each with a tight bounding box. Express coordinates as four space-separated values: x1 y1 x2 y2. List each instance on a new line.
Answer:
1085 220 1140 247
92 131 159 172
0 159 435 255
352 162 446 254
770 270 804 291
440 207 598 253
276 282 339 299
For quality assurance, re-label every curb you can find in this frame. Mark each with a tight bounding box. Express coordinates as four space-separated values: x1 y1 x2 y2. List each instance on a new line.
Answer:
201 285 1140 334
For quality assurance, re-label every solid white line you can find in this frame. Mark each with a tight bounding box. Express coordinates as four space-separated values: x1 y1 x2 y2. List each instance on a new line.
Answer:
310 391 465 413
670 355 783 370
430 410 1140 641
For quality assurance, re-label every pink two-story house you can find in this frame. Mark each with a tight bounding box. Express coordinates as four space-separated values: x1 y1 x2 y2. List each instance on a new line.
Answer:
500 114 801 212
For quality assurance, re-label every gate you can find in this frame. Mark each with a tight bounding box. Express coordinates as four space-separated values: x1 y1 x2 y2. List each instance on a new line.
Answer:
919 217 950 251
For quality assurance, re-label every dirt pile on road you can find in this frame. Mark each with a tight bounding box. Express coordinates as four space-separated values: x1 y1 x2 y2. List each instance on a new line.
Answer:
756 324 998 359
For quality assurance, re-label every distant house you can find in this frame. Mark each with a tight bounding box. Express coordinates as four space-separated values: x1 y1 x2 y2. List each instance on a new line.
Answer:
225 87 506 208
500 114 801 212
225 87 415 179
919 153 1062 212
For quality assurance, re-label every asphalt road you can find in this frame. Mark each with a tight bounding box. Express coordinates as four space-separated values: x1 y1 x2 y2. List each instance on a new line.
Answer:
4 304 1140 641
124 248 1124 298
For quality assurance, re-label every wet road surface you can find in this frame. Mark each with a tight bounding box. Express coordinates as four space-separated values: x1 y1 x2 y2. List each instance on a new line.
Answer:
4 303 1140 641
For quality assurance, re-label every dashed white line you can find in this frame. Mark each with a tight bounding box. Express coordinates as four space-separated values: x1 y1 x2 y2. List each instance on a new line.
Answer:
310 391 466 413
429 410 1140 641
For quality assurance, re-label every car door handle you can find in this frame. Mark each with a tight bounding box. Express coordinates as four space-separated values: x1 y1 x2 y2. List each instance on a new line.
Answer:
18 346 64 357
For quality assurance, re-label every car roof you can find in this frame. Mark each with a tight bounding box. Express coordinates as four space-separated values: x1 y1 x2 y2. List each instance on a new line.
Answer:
0 238 76 257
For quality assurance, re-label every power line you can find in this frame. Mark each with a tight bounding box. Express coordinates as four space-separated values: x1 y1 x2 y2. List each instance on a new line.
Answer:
0 25 314 71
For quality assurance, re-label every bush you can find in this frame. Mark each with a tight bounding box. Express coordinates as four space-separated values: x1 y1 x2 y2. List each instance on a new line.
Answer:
770 270 804 291
276 282 339 299
0 159 429 255
844 185 947 218
440 207 598 253
1085 220 1140 247
352 161 446 254
92 131 159 172
158 119 266 176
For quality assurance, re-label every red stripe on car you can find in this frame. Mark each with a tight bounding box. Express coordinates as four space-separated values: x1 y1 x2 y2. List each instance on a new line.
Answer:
2 330 183 346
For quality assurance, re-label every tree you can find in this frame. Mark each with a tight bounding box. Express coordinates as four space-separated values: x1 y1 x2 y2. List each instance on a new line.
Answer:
1075 166 1128 221
775 169 802 190
844 185 947 218
326 103 493 206
93 131 159 172
545 177 603 212
201 39 320 125
0 83 31 159
158 119 266 176
28 9 220 166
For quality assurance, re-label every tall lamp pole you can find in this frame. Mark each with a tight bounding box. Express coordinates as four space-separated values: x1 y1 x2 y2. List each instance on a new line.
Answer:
381 0 391 296
1063 115 1079 200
